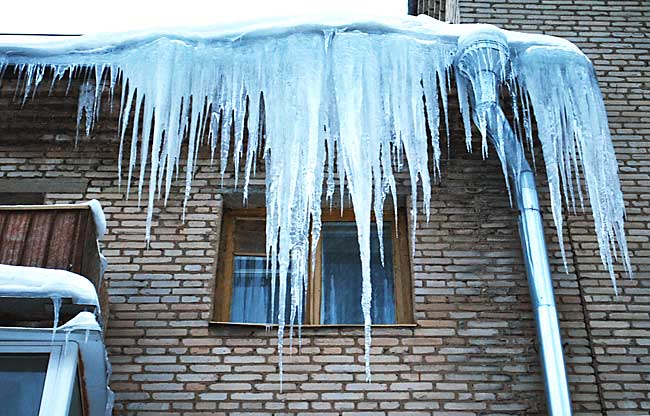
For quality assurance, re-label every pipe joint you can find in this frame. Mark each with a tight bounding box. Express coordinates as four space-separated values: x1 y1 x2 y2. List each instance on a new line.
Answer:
519 183 540 210
456 27 510 109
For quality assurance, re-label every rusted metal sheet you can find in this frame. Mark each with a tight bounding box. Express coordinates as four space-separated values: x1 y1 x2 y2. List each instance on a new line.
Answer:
0 205 100 288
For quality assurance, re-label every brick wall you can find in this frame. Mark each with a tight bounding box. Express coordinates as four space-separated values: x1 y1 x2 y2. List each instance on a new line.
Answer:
0 117 596 415
1 135 556 415
0 2 647 414
443 1 650 414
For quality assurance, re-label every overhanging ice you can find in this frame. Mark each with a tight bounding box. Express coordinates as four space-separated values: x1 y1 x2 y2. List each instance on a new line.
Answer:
0 15 631 386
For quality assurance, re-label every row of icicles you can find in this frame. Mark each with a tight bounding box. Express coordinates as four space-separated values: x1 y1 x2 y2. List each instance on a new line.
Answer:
0 31 631 382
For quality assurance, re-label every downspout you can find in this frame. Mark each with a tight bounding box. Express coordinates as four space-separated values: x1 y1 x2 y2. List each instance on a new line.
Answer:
455 28 572 415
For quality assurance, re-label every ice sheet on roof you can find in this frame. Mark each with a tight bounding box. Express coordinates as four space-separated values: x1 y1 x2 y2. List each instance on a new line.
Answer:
0 14 630 382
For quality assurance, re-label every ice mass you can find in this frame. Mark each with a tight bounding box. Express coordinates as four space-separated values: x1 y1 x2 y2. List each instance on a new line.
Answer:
0 15 631 381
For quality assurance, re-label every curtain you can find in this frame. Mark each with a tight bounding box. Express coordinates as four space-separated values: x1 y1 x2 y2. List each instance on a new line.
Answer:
229 255 296 324
321 222 396 324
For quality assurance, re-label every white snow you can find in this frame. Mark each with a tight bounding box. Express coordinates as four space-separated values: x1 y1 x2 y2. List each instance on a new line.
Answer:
0 15 578 54
0 15 631 381
81 199 107 240
0 264 99 307
0 1 406 36
58 311 101 332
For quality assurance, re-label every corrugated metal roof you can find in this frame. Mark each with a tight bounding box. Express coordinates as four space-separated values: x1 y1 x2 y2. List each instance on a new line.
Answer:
0 205 100 287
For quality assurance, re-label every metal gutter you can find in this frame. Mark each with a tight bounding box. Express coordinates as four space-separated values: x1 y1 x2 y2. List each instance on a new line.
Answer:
455 27 572 415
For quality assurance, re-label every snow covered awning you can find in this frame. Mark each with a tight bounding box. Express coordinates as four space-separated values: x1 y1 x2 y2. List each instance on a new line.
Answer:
0 264 101 334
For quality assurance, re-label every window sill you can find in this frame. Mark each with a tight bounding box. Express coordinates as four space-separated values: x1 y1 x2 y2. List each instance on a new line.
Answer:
208 321 417 329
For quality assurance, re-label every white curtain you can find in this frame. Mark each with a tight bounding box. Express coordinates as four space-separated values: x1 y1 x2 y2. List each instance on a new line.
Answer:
230 256 295 324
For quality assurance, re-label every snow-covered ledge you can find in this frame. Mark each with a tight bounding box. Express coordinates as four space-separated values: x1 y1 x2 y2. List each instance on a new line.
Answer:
0 264 100 307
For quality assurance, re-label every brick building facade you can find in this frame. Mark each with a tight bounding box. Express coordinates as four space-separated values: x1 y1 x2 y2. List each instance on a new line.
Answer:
0 1 648 415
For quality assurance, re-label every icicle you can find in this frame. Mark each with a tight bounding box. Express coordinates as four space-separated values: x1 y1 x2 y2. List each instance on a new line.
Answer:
456 73 473 152
0 18 632 383
76 79 96 143
518 46 631 286
108 65 119 112
20 64 44 105
51 296 61 342
63 328 71 355
117 80 133 191
0 63 7 89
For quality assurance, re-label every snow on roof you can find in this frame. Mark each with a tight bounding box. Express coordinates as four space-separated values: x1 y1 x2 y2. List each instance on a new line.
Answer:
1 0 406 36
0 264 99 306
83 199 107 240
0 15 580 60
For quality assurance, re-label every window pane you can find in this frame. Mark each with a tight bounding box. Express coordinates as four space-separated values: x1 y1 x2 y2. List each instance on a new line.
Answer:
67 373 83 416
233 219 266 254
0 353 49 416
0 193 45 205
321 222 396 324
230 256 303 325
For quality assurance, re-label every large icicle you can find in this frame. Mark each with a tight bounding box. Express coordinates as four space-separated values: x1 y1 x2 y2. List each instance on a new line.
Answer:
0 15 631 381
516 46 631 289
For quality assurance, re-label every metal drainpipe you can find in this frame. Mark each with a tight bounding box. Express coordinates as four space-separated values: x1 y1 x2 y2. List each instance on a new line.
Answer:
455 28 573 415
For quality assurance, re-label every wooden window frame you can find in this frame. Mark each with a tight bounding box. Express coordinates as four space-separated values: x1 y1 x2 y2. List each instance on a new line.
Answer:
212 208 414 326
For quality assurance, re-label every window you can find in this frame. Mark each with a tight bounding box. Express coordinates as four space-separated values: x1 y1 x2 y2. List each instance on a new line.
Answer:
0 353 48 416
213 209 413 325
0 193 45 205
0 342 81 416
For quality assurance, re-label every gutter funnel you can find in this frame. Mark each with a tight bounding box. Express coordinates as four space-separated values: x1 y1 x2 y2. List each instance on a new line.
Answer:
455 27 573 416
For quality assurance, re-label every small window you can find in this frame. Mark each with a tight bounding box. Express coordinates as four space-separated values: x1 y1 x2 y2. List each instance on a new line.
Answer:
0 353 49 416
0 342 80 416
213 209 413 325
320 221 395 324
0 193 45 205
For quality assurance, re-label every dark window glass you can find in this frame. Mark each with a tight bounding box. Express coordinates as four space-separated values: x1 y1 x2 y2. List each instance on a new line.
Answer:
0 353 49 416
0 193 45 205
320 222 395 324
67 373 83 416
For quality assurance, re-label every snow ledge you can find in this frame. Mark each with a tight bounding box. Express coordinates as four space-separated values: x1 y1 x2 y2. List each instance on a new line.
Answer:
0 264 99 307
